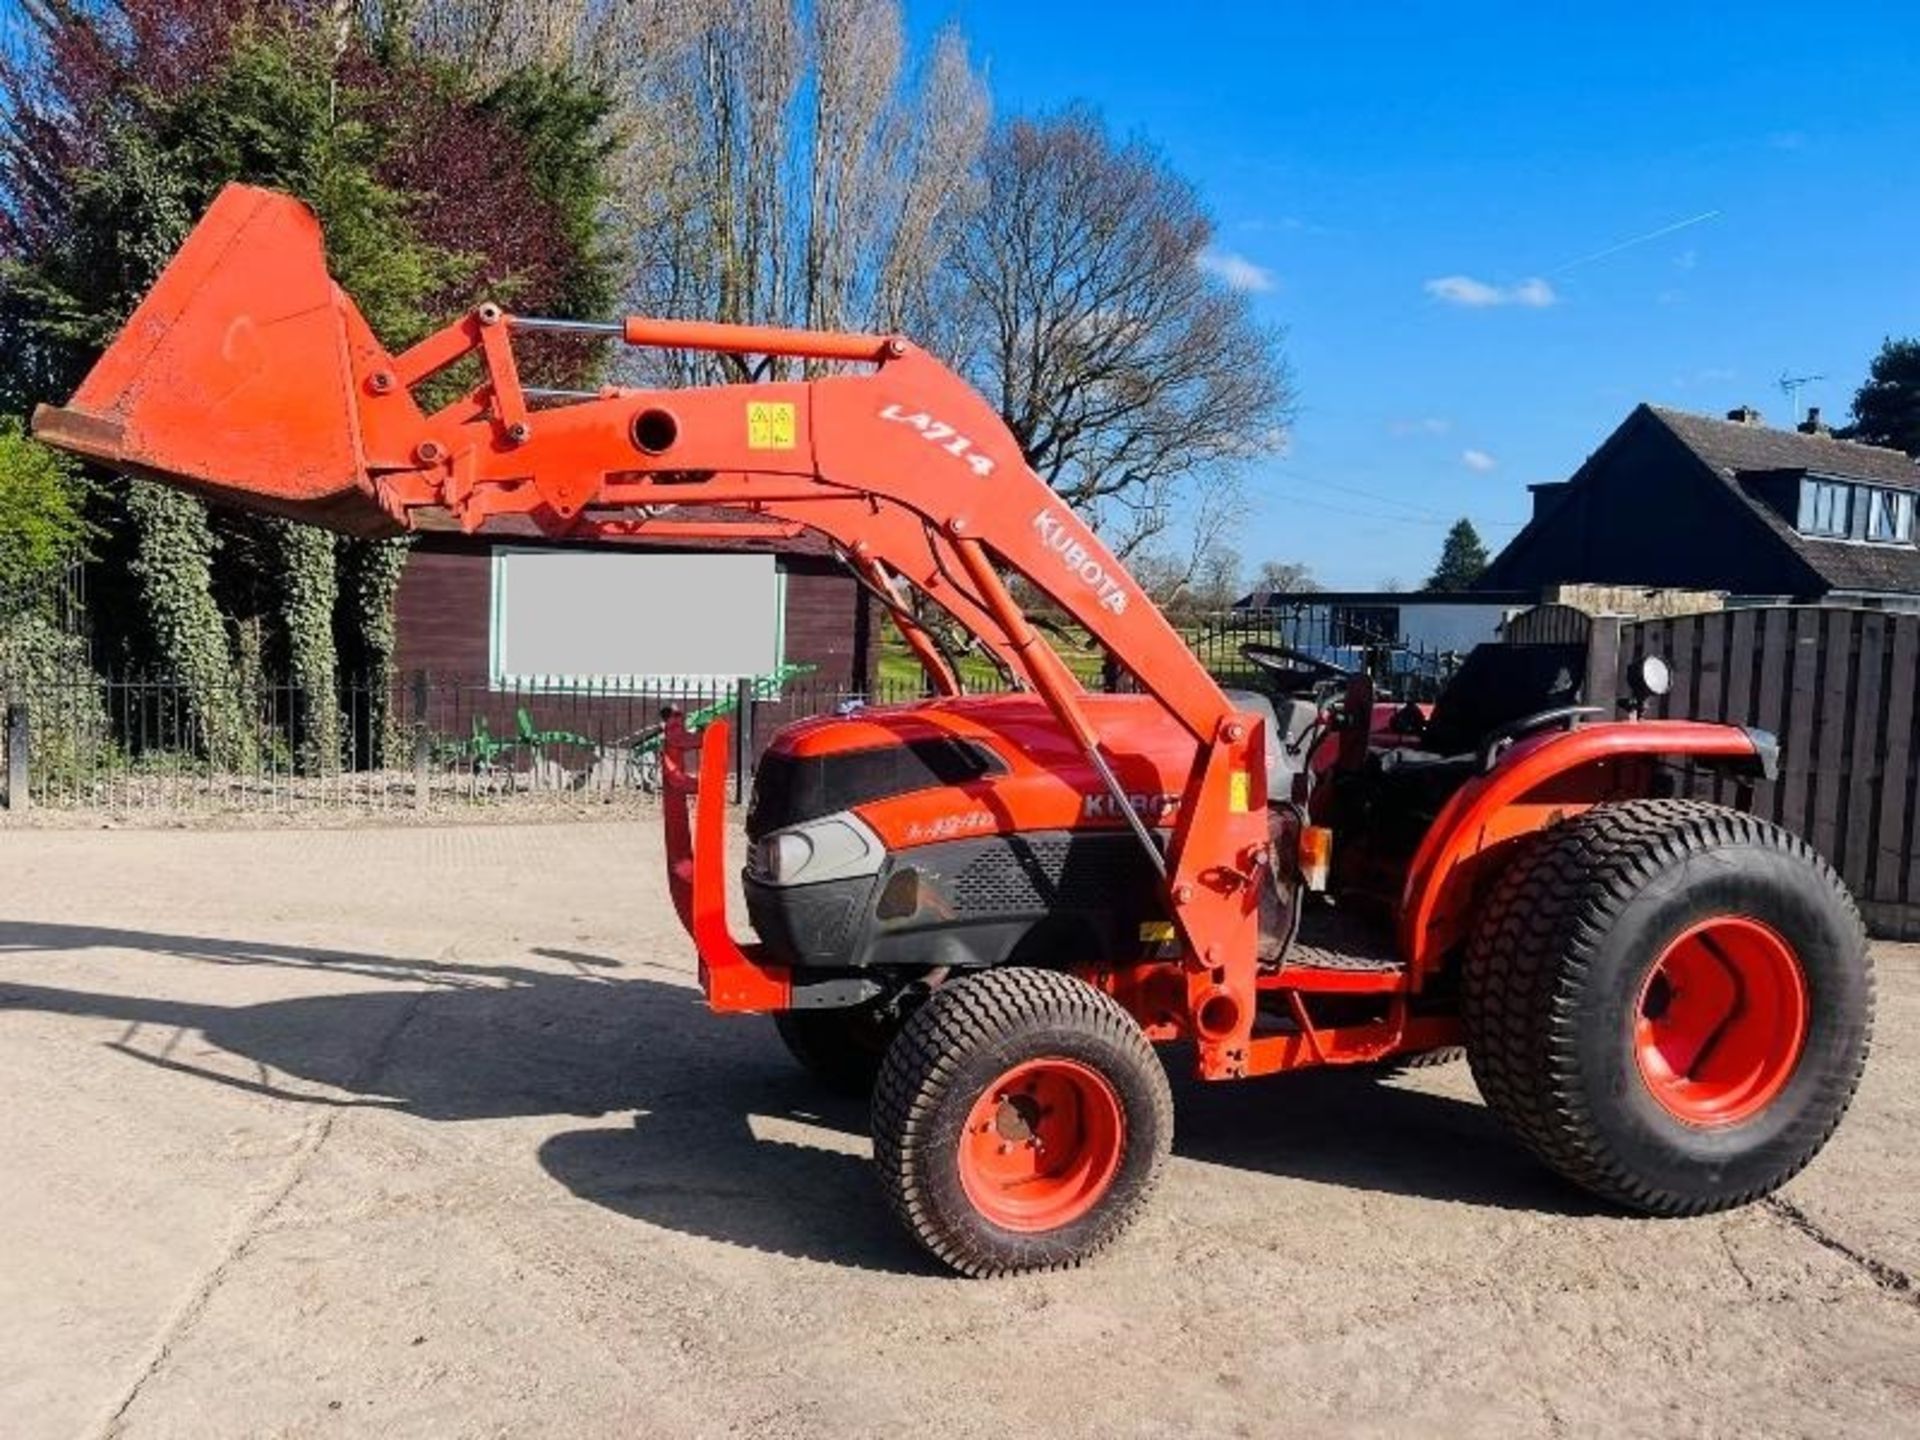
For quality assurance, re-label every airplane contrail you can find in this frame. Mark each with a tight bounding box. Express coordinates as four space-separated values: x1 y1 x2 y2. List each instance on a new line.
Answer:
1550 210 1723 275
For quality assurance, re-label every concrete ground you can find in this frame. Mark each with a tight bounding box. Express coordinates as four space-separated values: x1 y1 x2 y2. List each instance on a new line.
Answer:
1 819 1916 1440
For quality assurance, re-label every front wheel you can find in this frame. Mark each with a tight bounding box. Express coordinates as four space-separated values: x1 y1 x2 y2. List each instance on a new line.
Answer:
773 1002 899 1096
1464 800 1874 1215
871 968 1173 1277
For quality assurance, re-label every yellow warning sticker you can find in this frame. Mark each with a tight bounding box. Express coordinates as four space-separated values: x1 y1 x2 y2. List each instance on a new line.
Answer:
1139 921 1177 943
1228 770 1252 813
747 401 796 450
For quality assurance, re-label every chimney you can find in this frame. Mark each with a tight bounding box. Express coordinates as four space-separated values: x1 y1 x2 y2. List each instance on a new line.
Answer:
1726 405 1764 426
1798 406 1831 437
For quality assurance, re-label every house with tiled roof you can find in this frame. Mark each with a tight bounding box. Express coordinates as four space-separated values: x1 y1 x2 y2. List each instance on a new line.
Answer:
1478 404 1920 609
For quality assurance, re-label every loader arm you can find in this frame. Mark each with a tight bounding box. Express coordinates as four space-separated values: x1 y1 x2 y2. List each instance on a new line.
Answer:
33 183 1269 1078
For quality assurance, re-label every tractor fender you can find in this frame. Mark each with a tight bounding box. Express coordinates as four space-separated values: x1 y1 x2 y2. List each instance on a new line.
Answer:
1397 720 1773 980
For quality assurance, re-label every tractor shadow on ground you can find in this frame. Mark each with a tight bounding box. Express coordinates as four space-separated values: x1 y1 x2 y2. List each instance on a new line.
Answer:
0 922 1595 1274
1164 1053 1602 1217
0 920 921 1273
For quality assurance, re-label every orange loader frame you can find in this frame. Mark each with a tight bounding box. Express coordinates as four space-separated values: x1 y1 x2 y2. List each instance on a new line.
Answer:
34 184 1772 1084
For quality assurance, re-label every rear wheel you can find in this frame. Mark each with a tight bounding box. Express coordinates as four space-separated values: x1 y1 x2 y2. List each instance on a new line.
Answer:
1464 800 1873 1215
773 1002 898 1097
872 968 1173 1277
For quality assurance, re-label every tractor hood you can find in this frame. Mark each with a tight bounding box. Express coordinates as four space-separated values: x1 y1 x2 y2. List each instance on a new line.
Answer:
749 692 1207 850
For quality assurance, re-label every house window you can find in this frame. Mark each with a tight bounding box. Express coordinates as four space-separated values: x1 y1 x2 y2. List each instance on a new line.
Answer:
1798 479 1853 538
1865 487 1915 544
490 547 784 691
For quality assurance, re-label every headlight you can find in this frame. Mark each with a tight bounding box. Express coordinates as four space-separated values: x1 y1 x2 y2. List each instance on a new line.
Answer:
761 831 814 884
747 812 884 887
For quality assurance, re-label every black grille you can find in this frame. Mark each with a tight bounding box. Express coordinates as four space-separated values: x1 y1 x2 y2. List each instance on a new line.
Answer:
951 835 1157 916
744 875 873 961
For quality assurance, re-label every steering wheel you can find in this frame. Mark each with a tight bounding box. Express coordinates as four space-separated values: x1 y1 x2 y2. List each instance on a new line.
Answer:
1240 641 1354 683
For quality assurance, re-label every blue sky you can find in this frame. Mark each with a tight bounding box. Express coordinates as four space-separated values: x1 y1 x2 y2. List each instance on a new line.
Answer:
930 2 1920 589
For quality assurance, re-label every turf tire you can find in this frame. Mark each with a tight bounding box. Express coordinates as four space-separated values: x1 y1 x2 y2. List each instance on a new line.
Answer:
871 967 1173 1277
1464 799 1873 1215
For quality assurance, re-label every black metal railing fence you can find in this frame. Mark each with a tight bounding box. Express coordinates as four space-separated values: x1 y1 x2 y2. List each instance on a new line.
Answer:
0 607 1460 814
1183 605 1462 700
0 670 942 813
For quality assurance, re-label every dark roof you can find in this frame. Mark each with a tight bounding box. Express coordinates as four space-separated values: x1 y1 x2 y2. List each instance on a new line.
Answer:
1649 407 1920 595
1651 406 1920 490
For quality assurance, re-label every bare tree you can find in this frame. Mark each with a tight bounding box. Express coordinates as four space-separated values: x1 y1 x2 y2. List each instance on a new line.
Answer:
361 0 641 80
948 107 1291 558
1127 534 1246 620
574 0 990 383
1251 559 1318 597
1191 540 1246 612
367 1 986 378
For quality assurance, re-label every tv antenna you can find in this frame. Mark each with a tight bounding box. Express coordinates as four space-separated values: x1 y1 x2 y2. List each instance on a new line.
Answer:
1778 371 1825 424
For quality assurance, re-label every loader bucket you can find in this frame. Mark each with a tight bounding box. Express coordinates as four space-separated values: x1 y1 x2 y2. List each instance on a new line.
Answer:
31 183 399 536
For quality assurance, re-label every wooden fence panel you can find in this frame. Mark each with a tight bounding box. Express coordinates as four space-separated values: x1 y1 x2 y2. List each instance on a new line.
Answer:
1751 609 1792 828
1669 613 1701 724
1808 609 1850 865
1877 616 1919 909
1721 606 1758 811
1693 613 1725 717
1781 608 1823 843
1613 604 1919 939
1848 611 1887 898
1898 618 1920 929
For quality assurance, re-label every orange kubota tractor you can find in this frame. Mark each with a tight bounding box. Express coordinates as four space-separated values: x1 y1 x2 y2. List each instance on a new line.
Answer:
36 186 1874 1277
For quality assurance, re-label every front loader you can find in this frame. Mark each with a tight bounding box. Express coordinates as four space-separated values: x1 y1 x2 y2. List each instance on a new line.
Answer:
36 186 1875 1276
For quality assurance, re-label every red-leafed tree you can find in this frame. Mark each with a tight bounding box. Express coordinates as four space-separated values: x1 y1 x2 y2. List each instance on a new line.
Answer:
0 0 616 765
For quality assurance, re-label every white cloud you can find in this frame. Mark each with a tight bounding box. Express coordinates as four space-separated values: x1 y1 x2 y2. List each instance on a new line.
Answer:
1461 448 1498 472
1425 275 1501 307
1388 417 1453 437
1198 249 1277 293
1236 215 1343 238
1424 274 1558 309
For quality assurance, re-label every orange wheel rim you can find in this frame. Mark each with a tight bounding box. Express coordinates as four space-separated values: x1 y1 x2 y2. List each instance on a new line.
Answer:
1634 916 1809 1127
956 1058 1126 1232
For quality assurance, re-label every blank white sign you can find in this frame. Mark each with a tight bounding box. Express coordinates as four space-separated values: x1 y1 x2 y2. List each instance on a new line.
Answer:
491 547 782 689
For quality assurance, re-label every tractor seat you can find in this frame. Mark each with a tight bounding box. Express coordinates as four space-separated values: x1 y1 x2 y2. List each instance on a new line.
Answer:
1376 641 1587 782
1224 689 1319 802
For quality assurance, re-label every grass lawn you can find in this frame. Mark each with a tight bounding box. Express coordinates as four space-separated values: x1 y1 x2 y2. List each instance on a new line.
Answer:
874 627 1108 694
